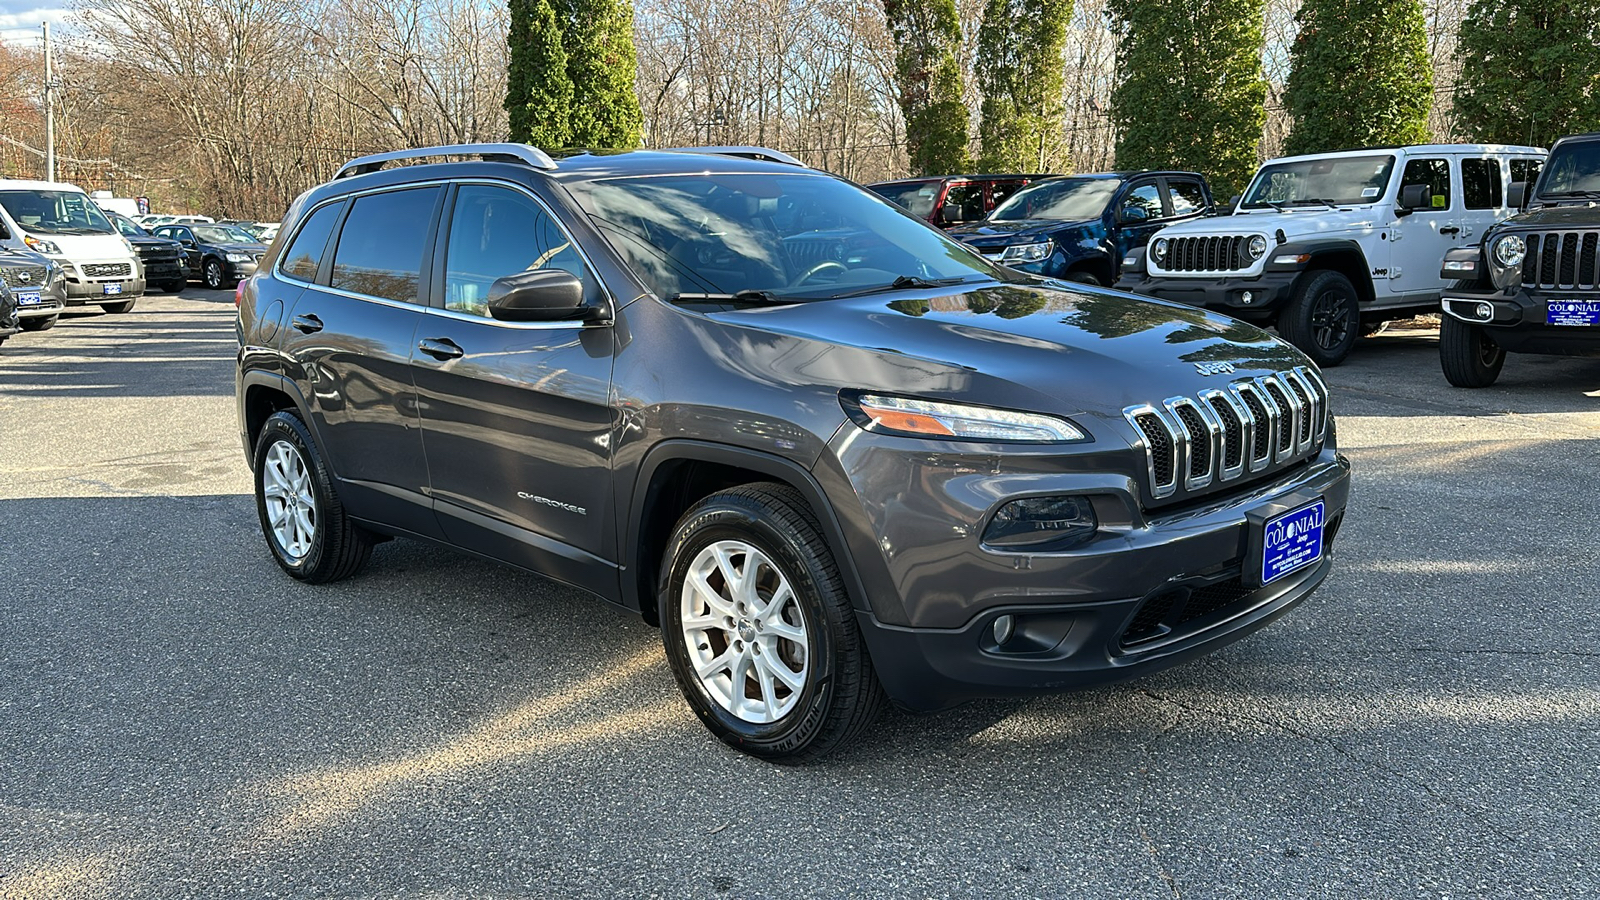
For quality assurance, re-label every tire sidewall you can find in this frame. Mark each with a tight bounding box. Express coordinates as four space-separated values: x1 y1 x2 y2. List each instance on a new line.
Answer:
1286 271 1359 366
205 260 224 290
253 411 333 579
660 502 840 756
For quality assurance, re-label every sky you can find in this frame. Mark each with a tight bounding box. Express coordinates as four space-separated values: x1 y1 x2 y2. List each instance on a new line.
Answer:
0 1 71 50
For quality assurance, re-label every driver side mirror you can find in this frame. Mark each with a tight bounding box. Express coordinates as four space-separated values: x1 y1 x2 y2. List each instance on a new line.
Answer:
487 269 595 322
1396 184 1431 216
1121 205 1149 222
1508 181 1527 211
940 203 966 225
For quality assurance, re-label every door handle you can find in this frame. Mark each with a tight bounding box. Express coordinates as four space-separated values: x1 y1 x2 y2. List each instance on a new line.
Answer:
417 337 464 360
291 313 323 334
1438 226 1460 236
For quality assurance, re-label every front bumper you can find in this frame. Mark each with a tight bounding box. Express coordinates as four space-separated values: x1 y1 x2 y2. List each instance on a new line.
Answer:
223 259 259 281
16 296 65 318
1441 286 1600 357
140 256 186 283
1116 269 1298 320
820 425 1351 711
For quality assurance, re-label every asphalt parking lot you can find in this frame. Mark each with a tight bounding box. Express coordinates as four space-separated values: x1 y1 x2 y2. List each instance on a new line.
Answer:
1 291 1597 898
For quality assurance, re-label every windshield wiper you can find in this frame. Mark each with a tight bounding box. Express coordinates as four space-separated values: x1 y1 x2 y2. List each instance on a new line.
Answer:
1543 190 1600 199
820 274 978 300
670 289 798 306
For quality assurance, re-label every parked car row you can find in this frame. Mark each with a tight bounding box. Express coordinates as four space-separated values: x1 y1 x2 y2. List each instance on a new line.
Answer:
872 136 1598 383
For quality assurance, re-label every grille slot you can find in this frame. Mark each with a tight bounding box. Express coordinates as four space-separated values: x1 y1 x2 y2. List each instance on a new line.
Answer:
1161 235 1254 272
82 262 133 278
1522 230 1600 290
1125 367 1326 502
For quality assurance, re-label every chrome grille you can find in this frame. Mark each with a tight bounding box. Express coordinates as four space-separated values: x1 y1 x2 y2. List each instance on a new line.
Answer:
1162 235 1252 273
83 262 133 278
1522 231 1600 291
1125 368 1329 500
0 265 48 288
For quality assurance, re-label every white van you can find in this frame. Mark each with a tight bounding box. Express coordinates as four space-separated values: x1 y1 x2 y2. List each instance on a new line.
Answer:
0 179 145 312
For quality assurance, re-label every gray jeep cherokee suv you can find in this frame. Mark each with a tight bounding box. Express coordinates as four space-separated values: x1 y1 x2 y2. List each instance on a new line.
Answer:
236 144 1352 760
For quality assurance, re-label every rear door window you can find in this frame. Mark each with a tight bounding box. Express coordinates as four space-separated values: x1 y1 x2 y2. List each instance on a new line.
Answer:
279 201 346 284
329 187 442 304
1460 159 1503 209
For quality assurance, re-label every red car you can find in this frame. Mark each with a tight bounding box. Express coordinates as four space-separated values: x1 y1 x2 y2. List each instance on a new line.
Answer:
868 174 1052 229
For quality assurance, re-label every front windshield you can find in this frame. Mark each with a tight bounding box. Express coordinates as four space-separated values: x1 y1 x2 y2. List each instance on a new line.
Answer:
110 214 144 238
990 178 1118 222
0 190 117 235
1240 154 1396 209
569 172 1008 299
1538 141 1600 196
870 182 940 218
194 225 257 243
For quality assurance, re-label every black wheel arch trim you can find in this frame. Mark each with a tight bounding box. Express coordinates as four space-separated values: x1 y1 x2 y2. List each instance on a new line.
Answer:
1266 238 1374 303
623 438 880 626
238 369 325 470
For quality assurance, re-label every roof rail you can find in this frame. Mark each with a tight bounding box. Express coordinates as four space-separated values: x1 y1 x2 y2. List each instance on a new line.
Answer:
335 143 557 179
664 146 806 167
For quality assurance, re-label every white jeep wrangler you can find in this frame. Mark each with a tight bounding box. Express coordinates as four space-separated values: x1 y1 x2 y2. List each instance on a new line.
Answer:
1116 144 1546 366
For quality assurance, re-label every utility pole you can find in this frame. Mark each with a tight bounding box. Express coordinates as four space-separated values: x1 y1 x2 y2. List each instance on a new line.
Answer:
42 21 55 182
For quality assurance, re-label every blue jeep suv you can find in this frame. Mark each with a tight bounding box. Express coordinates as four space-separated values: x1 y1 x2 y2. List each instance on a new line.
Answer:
949 171 1213 286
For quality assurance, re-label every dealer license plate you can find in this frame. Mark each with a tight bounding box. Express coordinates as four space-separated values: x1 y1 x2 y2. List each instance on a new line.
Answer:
102 283 123 296
1262 499 1325 585
15 290 41 306
1547 300 1600 326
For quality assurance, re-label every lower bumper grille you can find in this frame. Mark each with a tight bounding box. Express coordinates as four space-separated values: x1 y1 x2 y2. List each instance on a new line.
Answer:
1121 576 1257 647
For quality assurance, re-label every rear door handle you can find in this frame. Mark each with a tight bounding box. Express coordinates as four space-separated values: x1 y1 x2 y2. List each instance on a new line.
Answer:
291 313 323 334
417 337 464 361
1438 226 1460 236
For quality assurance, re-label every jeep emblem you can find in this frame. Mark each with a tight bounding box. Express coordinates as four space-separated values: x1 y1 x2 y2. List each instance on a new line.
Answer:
1194 361 1235 376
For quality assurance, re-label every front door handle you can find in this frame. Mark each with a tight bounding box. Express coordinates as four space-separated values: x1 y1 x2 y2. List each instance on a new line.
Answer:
291 313 323 334
1439 226 1460 236
417 337 464 361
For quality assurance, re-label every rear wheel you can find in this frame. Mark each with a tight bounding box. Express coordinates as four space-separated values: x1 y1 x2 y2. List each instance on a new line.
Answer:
660 483 885 762
1439 315 1505 388
19 315 57 331
1278 269 1359 367
253 410 374 582
101 299 136 314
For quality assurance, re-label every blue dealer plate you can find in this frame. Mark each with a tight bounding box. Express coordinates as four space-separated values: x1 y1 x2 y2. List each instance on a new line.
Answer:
15 290 41 306
1547 300 1600 326
102 283 122 296
1262 499 1325 585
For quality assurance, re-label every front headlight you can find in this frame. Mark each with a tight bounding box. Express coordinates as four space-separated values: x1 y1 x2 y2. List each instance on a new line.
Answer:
846 393 1086 443
23 235 61 255
999 241 1053 265
1493 234 1526 268
1152 238 1169 262
226 252 252 263
1247 235 1268 260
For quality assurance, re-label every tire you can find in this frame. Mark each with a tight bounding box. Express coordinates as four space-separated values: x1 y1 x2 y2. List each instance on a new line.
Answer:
163 280 186 294
203 259 228 290
253 410 374 582
1439 314 1505 388
19 314 57 331
1278 269 1359 367
1065 270 1104 287
660 482 885 762
101 299 136 314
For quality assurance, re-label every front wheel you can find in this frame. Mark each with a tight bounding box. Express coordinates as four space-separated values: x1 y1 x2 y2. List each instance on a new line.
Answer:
19 315 57 331
660 483 885 762
203 259 228 290
253 410 374 582
1439 315 1505 388
1278 270 1359 367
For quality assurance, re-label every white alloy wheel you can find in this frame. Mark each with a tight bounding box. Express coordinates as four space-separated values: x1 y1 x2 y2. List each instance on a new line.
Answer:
261 439 317 561
679 539 810 724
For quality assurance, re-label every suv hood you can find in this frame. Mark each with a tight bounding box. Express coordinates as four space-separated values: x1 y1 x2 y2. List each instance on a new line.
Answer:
1499 204 1600 230
1156 206 1385 242
208 241 268 253
711 282 1311 420
948 219 1092 242
26 231 134 261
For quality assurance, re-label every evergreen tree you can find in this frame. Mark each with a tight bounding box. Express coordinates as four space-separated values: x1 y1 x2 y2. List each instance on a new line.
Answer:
558 0 644 149
884 0 970 174
1454 0 1600 146
1283 0 1432 156
975 0 1072 173
505 0 573 148
1107 0 1267 197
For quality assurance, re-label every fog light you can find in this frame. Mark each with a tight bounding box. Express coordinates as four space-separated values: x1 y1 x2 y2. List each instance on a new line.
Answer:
1241 291 1254 304
983 495 1097 550
992 614 1016 645
1475 302 1493 321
